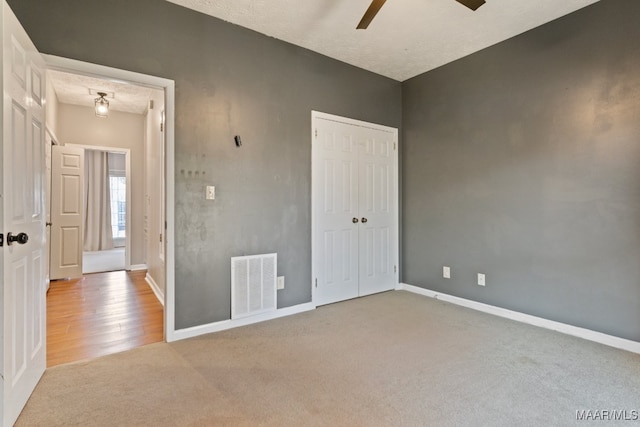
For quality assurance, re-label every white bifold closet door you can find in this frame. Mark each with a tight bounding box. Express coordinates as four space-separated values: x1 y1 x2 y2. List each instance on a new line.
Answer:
313 113 398 306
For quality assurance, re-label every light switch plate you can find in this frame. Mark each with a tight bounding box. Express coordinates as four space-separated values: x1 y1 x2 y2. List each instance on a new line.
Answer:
277 276 285 290
206 185 215 200
443 266 451 279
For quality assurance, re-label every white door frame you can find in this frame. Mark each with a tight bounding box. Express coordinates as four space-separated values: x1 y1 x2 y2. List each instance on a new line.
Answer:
43 55 178 342
44 126 60 289
311 111 399 305
67 144 131 270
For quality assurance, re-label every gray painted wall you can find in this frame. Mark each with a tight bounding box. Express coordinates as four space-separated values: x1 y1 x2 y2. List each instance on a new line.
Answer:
402 0 640 341
13 0 637 342
9 0 401 329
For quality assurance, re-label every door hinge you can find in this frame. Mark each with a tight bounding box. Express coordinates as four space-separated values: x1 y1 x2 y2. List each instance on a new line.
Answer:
159 233 163 243
315 129 318 138
394 265 397 273
393 142 396 151
315 278 318 288
0 234 3 247
160 122 164 132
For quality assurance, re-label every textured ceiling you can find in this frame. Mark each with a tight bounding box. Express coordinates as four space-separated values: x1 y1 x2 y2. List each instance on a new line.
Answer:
166 0 601 81
48 70 155 115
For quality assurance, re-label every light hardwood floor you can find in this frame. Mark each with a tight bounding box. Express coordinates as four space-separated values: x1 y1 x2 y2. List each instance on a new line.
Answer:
47 270 164 367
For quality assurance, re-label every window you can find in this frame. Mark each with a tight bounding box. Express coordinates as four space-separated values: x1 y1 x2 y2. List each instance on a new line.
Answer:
108 151 127 246
109 175 126 240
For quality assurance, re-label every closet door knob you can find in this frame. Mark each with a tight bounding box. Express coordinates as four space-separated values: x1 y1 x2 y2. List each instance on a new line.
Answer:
352 218 359 223
361 218 368 223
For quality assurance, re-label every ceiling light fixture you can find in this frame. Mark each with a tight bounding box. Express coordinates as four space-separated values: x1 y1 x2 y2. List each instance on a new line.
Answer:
94 92 109 118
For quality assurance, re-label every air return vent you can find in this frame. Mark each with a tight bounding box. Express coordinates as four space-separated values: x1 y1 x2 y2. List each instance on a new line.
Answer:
231 253 277 320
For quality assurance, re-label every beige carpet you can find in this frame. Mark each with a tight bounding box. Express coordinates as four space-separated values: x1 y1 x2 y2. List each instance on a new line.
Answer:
17 291 640 426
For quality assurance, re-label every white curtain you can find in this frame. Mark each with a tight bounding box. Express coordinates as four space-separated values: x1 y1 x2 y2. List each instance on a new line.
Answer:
84 150 114 251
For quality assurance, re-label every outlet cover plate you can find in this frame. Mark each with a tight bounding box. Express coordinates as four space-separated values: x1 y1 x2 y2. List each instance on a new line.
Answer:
277 276 285 290
477 273 486 286
443 266 451 279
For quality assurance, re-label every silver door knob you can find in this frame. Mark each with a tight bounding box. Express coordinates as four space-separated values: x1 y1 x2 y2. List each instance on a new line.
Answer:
352 218 359 223
361 218 368 223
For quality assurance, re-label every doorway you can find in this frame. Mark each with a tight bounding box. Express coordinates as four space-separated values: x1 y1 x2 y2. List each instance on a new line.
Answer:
312 111 400 306
51 145 131 275
81 148 128 274
49 145 132 277
42 55 176 363
46 66 154 279
45 71 162 364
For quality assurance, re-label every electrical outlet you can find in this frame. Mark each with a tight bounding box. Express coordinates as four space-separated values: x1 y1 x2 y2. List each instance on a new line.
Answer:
443 266 451 279
477 273 486 286
277 276 285 290
205 185 215 200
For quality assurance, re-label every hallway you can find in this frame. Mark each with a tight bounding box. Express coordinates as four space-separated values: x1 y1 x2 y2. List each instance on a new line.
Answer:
47 270 163 367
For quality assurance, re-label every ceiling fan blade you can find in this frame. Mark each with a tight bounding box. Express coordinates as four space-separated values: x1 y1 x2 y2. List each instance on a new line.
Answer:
357 0 388 29
454 0 486 11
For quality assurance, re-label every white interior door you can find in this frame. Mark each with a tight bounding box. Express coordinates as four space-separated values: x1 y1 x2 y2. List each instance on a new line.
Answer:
1 2 47 425
50 145 84 280
313 119 360 305
313 112 398 306
357 127 396 296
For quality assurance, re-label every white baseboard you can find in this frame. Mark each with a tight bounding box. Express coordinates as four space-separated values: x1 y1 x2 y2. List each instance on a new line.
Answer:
170 302 316 342
398 283 640 355
129 264 148 271
145 273 164 306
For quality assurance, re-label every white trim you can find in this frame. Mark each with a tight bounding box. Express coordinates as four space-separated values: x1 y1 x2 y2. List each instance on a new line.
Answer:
164 83 176 342
145 273 164 306
43 54 177 343
398 283 640 355
128 264 148 271
125 150 132 270
45 125 60 145
311 111 400 306
171 302 316 341
312 111 398 134
158 108 166 263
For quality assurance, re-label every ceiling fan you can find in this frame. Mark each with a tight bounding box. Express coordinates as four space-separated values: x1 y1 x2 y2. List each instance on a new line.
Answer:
357 0 486 29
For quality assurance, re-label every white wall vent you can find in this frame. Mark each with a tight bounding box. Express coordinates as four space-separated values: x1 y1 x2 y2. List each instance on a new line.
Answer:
231 253 277 320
